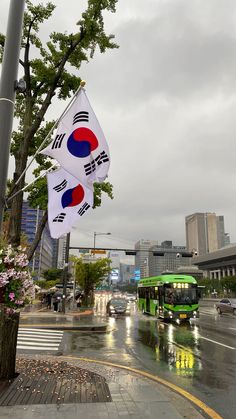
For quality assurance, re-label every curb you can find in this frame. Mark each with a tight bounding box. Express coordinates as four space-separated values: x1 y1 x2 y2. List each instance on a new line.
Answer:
62 356 222 419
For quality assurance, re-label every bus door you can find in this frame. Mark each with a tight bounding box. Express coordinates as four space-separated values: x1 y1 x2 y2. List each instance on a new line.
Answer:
146 287 151 313
158 286 164 316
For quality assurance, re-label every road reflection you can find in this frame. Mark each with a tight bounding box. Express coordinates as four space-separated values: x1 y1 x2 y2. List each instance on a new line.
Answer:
94 292 202 377
138 321 202 377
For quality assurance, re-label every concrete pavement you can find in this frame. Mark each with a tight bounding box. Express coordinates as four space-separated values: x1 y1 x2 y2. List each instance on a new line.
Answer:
0 303 222 418
0 355 217 419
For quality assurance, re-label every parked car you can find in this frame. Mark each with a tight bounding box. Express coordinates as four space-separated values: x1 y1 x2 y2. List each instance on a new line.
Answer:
216 298 236 315
106 298 130 316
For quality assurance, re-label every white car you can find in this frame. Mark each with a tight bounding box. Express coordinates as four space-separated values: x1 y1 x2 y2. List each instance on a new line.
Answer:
126 294 137 302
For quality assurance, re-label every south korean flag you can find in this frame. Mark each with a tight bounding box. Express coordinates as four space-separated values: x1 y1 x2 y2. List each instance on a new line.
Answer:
47 167 94 239
41 88 110 188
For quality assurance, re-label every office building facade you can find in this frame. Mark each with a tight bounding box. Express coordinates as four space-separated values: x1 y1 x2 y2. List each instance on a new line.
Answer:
21 201 57 278
149 241 191 276
135 239 158 279
185 212 225 256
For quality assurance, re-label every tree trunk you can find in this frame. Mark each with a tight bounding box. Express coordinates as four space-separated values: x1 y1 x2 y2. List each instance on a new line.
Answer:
0 306 20 379
27 210 48 262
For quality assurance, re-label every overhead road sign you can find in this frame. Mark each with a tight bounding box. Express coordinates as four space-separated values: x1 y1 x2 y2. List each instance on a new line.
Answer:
91 249 107 254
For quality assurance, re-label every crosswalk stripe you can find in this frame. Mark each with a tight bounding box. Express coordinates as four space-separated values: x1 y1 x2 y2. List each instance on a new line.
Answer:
18 337 62 342
17 328 64 352
17 341 59 347
17 346 59 351
19 328 63 334
18 332 63 338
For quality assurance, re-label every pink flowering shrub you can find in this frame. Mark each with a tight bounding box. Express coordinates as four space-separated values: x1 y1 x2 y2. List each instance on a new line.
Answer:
0 244 35 313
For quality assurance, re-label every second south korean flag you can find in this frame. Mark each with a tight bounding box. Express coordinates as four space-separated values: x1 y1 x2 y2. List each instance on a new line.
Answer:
41 88 110 188
47 167 94 239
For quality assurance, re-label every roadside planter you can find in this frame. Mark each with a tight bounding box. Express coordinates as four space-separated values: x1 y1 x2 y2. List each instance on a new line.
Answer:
0 245 35 378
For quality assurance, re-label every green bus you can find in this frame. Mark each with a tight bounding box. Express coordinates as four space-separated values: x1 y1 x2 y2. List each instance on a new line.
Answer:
138 274 199 321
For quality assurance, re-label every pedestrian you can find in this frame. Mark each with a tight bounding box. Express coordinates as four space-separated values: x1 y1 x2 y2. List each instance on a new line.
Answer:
46 293 52 310
52 293 59 312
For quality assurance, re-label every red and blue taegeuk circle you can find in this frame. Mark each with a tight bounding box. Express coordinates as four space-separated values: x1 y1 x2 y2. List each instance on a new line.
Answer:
61 184 85 208
67 127 99 158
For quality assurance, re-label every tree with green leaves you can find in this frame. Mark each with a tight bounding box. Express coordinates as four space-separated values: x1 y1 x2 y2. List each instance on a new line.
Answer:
42 268 63 281
0 0 117 254
74 256 111 306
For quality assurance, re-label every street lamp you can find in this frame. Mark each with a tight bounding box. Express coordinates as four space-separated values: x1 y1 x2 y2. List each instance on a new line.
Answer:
93 232 111 252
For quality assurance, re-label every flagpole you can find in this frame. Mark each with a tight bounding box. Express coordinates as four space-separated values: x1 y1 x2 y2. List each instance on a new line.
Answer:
62 232 70 314
7 163 58 203
13 81 86 190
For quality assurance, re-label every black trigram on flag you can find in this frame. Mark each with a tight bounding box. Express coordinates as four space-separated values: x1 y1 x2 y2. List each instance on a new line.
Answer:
84 150 109 176
73 111 89 125
78 202 90 216
53 179 67 192
95 150 109 166
84 160 96 176
53 212 66 223
51 133 66 149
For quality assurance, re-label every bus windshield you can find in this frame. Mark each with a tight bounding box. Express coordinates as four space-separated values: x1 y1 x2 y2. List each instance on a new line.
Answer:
164 285 198 305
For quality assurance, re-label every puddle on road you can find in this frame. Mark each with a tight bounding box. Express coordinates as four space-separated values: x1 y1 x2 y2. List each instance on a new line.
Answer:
138 321 202 377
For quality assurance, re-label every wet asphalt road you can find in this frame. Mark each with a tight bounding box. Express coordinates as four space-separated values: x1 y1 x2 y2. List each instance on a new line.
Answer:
62 296 236 419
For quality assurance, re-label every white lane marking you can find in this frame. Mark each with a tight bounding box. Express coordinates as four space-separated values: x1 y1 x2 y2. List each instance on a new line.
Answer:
18 337 62 342
200 336 236 350
18 333 63 338
19 328 63 334
228 327 236 330
17 328 63 352
17 341 59 347
17 346 59 351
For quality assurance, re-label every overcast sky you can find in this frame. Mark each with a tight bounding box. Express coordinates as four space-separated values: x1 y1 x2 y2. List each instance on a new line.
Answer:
1 0 236 261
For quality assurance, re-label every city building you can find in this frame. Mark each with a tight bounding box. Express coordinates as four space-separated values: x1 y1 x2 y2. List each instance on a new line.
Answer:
185 212 225 256
108 251 121 285
149 241 192 277
135 239 158 279
120 263 135 284
21 201 57 278
193 244 236 279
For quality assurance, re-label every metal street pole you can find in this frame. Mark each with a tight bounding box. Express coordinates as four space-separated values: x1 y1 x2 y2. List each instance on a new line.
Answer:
62 233 70 314
0 0 25 232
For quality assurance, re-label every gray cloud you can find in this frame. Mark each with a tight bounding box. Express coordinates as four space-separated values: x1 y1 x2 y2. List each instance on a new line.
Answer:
1 0 236 256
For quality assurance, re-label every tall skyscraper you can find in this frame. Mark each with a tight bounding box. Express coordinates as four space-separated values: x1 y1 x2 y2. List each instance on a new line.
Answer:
185 212 225 256
21 201 57 277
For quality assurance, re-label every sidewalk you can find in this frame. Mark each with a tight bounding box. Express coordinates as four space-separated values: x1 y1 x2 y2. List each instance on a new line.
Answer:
20 305 109 331
0 355 209 419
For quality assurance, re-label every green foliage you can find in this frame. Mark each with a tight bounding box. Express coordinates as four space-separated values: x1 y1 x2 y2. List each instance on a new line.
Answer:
3 0 118 247
74 256 111 305
34 279 58 289
42 268 63 281
197 276 236 296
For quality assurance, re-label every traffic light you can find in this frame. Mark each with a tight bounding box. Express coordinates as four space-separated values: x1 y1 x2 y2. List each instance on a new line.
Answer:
153 252 165 256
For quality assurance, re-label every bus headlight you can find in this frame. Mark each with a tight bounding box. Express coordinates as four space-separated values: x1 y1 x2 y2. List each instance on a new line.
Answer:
168 311 173 318
193 310 197 318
